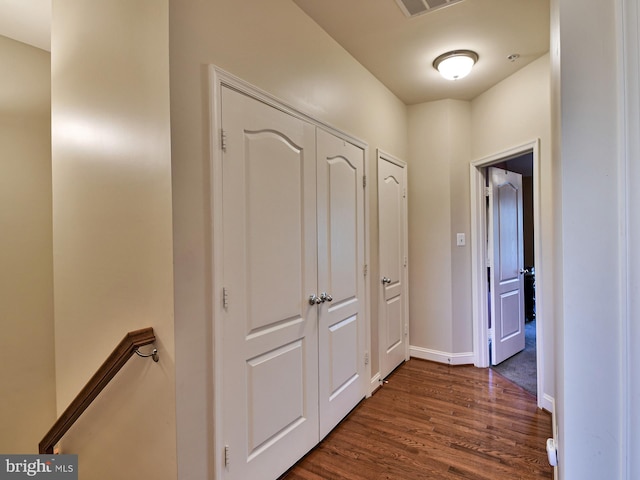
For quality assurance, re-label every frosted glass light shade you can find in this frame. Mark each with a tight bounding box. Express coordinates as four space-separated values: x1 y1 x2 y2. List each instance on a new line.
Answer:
433 50 478 80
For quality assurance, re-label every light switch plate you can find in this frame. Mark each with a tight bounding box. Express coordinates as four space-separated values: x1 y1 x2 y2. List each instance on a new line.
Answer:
456 233 465 246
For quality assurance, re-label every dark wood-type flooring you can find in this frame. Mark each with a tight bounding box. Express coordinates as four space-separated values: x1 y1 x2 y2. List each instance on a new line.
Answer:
281 359 552 480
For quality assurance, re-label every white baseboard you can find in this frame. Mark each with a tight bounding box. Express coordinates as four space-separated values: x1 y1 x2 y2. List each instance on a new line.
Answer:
545 394 558 480
409 346 474 365
369 372 381 397
542 393 555 414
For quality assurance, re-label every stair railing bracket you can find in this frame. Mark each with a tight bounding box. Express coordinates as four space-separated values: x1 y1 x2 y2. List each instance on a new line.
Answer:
135 346 159 362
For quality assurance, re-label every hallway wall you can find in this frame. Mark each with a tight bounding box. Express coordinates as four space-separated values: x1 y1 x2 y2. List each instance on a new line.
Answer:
0 35 55 454
169 1 408 478
552 0 626 477
51 1 176 478
407 99 472 361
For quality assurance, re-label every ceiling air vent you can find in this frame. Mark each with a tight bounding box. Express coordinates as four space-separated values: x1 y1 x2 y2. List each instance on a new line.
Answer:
395 0 464 18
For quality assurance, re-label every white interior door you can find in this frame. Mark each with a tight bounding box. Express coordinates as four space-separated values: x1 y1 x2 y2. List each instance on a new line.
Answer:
221 87 319 480
489 167 526 365
316 129 366 439
377 152 408 379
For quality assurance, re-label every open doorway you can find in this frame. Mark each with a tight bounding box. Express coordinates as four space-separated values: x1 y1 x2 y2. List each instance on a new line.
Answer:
486 155 536 395
470 140 545 408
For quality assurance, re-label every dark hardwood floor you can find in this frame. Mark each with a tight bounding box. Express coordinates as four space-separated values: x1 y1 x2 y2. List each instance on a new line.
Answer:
282 359 553 480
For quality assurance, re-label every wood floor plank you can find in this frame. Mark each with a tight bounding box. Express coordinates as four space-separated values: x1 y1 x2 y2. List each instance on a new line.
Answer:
281 359 552 480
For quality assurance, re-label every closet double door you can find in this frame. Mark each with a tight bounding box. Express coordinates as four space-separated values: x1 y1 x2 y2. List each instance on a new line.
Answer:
220 86 366 480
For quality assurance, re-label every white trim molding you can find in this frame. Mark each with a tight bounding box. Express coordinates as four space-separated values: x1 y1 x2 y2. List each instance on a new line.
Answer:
542 393 555 415
621 1 639 477
369 372 381 395
410 346 474 365
548 393 558 480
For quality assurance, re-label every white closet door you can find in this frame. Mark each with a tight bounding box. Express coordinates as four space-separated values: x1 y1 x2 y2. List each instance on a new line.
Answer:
316 129 366 439
221 87 319 480
378 154 408 379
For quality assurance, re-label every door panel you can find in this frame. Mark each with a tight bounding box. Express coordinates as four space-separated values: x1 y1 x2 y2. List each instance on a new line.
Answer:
247 340 305 454
244 131 306 332
328 315 358 393
489 167 525 365
378 154 408 379
499 291 520 338
317 129 366 439
221 87 319 480
386 295 403 353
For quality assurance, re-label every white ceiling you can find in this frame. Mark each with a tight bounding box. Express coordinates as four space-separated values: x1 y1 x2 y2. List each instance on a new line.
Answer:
0 0 50 51
294 0 550 104
0 0 549 105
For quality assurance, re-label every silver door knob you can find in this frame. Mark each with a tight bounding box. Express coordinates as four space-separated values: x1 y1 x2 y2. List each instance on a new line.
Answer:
519 268 529 275
320 292 333 302
382 277 391 285
308 294 322 305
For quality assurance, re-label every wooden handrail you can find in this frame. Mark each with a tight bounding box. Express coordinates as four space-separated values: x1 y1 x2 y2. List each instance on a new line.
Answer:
39 327 156 454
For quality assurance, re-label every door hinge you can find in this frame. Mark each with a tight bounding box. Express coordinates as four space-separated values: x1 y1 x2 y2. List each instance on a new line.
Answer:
222 287 229 310
364 351 369 365
404 256 408 267
404 324 408 336
363 175 367 188
485 186 491 197
221 129 227 152
224 445 230 468
403 187 406 199
363 264 368 276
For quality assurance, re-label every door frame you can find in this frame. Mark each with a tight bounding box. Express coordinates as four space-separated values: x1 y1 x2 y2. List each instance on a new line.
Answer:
376 149 410 384
469 139 545 409
209 66 371 477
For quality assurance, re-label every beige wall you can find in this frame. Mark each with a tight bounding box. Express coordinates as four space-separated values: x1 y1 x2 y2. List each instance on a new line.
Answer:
0 35 55 454
472 54 551 158
51 1 176 478
553 0 626 476
471 53 553 401
407 99 472 358
169 0 407 477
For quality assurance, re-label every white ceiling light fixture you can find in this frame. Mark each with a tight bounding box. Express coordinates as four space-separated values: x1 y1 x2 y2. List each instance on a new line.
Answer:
433 50 479 80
